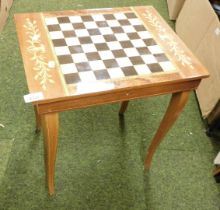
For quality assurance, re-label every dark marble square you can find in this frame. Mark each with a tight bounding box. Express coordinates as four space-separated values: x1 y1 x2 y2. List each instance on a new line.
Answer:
111 27 124 33
86 52 101 61
103 14 115 20
154 54 169 62
64 73 81 84
47 24 61 32
136 47 150 55
72 23 85 29
94 70 110 80
58 55 73 64
96 21 108 27
81 15 94 22
95 43 109 51
127 32 140 40
144 38 157 46
69 45 83 54
148 63 164 73
63 30 76 37
129 56 145 65
112 49 126 58
79 37 92 44
119 41 133 48
75 62 91 72
118 19 130 26
121 66 137 76
57 17 70 23
52 39 67 47
125 13 137 19
88 29 101 36
103 35 117 42
103 59 119 68
134 25 146 31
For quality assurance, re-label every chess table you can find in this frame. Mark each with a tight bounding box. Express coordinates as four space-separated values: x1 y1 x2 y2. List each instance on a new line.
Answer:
15 6 209 195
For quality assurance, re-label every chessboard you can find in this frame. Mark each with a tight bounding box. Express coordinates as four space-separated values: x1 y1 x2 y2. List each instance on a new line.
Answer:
44 12 175 85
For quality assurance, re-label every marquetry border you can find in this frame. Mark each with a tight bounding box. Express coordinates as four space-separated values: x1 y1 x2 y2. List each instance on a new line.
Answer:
24 18 55 90
143 10 194 69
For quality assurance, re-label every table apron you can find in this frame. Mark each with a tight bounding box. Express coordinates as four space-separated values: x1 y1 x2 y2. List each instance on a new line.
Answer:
37 79 201 114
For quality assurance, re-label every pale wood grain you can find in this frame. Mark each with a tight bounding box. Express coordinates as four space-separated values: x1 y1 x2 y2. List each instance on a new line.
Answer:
144 91 190 169
42 113 59 195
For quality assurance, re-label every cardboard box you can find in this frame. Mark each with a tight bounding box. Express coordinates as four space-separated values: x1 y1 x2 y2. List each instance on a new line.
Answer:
0 0 13 32
176 0 215 52
176 0 220 119
167 0 186 20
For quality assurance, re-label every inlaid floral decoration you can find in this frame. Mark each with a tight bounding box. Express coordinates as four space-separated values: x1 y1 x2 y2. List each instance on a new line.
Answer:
24 18 55 90
143 11 194 69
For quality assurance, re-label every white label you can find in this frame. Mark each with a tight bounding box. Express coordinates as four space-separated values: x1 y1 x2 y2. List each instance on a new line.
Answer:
214 151 220 165
23 92 44 103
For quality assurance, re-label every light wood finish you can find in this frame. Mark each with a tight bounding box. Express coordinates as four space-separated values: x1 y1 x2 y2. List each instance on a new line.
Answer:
34 105 41 132
144 91 190 169
14 6 210 194
41 113 59 195
119 101 129 115
14 6 209 101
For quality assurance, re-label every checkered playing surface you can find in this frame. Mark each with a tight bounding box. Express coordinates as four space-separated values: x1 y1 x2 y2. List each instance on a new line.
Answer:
44 12 175 85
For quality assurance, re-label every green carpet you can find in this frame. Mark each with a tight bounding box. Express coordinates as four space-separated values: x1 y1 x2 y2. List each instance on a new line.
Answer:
0 0 220 209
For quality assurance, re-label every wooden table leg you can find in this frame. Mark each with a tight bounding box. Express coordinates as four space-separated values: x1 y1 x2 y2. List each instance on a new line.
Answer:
144 91 190 170
41 112 59 195
34 105 41 133
119 101 129 115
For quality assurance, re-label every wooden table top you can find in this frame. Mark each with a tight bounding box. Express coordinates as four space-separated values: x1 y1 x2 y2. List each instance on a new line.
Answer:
14 6 209 104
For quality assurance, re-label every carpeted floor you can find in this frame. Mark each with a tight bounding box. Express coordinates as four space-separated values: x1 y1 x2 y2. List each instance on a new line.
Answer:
0 0 220 209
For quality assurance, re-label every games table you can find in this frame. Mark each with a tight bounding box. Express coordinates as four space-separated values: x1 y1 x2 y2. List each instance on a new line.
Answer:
14 6 209 195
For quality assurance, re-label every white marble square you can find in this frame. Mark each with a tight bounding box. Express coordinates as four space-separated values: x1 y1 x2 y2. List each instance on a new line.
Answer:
49 31 64 39
148 45 164 54
116 57 132 67
75 29 90 37
129 18 142 26
134 64 151 75
107 68 125 78
141 54 157 64
79 71 97 82
124 48 140 57
159 61 176 72
65 37 80 46
60 23 74 31
107 20 120 27
60 63 77 74
84 22 98 29
99 51 114 60
131 39 146 48
115 33 129 41
69 16 82 23
81 44 97 53
107 41 122 50
72 53 88 63
122 25 136 33
45 17 59 25
99 27 113 35
89 60 106 70
54 46 70 55
92 14 105 21
114 13 127 20
91 35 105 44
138 31 152 39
